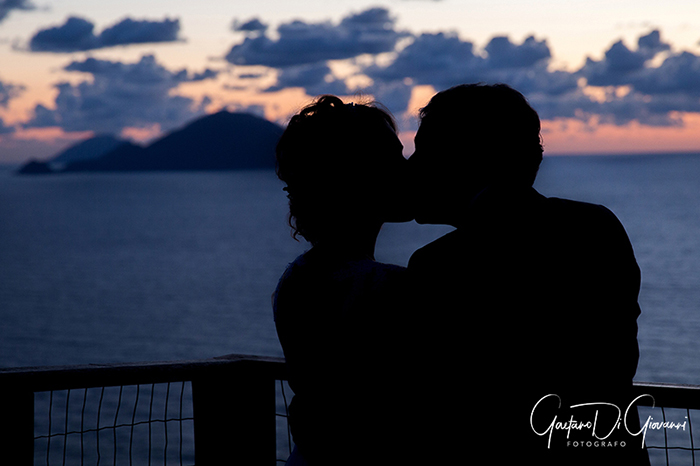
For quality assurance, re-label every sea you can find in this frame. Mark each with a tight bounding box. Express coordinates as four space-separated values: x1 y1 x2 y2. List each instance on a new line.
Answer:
2 153 700 385
2 154 700 464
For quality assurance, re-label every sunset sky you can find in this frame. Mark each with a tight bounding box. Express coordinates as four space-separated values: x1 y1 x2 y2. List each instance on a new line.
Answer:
1 0 700 163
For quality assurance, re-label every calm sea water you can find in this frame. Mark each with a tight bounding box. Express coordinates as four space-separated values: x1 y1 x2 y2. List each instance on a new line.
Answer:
1 154 699 386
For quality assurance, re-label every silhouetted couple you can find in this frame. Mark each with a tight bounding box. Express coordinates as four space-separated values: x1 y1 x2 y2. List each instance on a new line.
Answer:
273 85 649 465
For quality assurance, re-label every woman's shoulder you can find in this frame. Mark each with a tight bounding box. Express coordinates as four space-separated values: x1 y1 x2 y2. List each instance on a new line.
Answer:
275 253 406 300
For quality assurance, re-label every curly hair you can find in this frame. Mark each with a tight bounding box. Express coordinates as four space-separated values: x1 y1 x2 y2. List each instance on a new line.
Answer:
275 95 399 245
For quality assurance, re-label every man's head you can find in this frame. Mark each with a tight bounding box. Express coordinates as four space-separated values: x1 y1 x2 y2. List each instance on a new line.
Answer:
409 83 544 226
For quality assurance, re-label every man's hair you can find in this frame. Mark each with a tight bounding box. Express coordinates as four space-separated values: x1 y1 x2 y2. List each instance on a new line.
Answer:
417 83 543 187
275 95 398 245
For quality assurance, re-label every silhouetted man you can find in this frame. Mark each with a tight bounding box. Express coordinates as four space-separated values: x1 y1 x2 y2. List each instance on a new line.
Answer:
406 83 649 465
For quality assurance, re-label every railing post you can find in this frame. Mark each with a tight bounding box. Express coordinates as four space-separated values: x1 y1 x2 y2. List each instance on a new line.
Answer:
0 387 34 464
192 362 277 465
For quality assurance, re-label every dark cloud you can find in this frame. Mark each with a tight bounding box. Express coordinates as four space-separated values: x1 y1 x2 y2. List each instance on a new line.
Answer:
20 5 700 131
29 17 97 52
97 17 180 47
237 72 266 79
578 30 671 87
25 103 57 128
0 116 15 135
579 40 647 86
364 80 414 116
63 56 219 83
0 78 23 107
0 0 35 24
24 55 214 133
483 35 551 69
520 90 682 129
225 7 407 67
366 32 481 89
232 18 267 33
591 92 686 127
363 32 577 113
579 30 699 98
28 16 181 52
366 33 569 90
632 51 700 96
219 9 700 128
569 30 700 125
189 68 220 82
362 27 700 126
526 90 599 122
225 9 581 119
265 63 349 95
637 29 671 57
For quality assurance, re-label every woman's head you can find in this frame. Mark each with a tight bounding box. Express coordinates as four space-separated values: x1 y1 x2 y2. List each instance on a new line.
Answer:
276 95 410 245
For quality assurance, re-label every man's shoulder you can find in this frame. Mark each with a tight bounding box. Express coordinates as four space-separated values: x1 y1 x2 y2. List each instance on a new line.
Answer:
541 195 627 235
407 194 628 267
543 195 613 217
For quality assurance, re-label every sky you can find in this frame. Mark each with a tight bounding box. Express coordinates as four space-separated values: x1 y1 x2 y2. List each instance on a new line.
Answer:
1 0 700 163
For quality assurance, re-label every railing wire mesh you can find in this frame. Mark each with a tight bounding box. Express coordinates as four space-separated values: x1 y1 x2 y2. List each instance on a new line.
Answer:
30 376 296 465
5 357 700 465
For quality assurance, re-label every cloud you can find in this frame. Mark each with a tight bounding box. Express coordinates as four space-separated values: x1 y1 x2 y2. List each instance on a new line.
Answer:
571 30 700 125
232 18 267 33
578 29 700 99
265 63 349 95
224 6 700 129
637 29 671 56
225 9 580 118
361 26 700 126
528 89 682 127
0 78 24 107
29 17 99 52
526 90 600 121
362 32 578 114
21 6 700 132
580 40 647 86
225 7 407 67
0 116 15 135
24 55 215 133
578 30 671 87
365 32 481 89
364 80 414 117
0 0 35 24
189 68 220 82
97 17 180 47
367 32 567 88
28 16 181 52
483 35 551 69
62 56 219 83
632 51 700 96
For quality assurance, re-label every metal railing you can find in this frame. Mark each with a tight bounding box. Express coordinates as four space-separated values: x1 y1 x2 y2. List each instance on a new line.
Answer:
1 355 700 465
633 382 700 465
0 354 288 466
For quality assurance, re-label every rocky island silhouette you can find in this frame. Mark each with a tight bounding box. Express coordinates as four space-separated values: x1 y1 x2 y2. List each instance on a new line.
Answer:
17 111 284 174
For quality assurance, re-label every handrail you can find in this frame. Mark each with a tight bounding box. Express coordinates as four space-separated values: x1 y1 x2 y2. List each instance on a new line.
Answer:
0 354 288 466
0 353 287 392
2 355 700 465
633 381 700 410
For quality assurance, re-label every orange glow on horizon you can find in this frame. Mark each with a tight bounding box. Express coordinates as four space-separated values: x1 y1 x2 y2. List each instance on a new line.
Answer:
120 124 162 143
11 126 92 143
541 114 700 155
4 89 700 163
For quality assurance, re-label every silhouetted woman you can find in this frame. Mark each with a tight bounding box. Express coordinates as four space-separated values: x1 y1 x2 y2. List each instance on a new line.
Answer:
273 95 412 466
